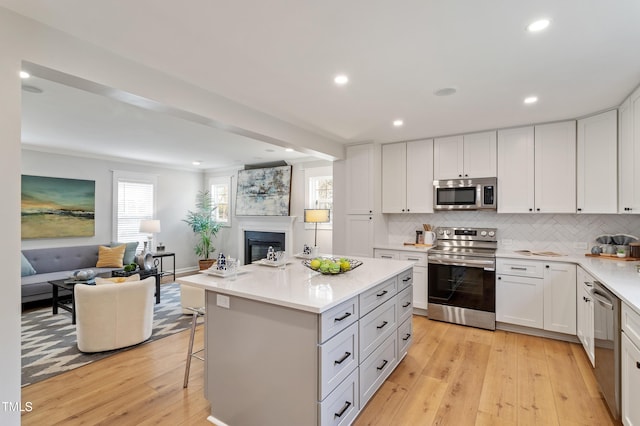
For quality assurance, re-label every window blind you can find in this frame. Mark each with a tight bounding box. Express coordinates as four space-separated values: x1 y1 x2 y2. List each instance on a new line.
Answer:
117 180 154 251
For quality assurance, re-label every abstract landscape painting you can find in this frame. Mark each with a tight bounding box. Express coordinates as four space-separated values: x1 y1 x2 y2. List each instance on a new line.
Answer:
236 165 292 216
21 175 95 239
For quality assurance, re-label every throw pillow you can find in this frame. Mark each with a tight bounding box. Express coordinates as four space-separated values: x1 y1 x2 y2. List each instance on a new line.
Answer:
20 252 37 277
94 273 141 285
110 241 139 265
96 245 126 268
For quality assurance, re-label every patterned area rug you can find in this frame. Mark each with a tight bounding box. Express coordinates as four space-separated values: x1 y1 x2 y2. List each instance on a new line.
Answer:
21 282 193 386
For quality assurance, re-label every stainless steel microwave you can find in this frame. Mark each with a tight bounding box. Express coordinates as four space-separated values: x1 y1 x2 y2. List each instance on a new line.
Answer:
433 177 497 210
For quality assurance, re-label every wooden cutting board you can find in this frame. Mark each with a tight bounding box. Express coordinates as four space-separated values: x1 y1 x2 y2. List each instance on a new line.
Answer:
403 243 433 247
585 253 640 261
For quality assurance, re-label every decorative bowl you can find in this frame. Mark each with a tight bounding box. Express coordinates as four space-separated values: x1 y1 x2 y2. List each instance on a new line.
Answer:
302 257 363 275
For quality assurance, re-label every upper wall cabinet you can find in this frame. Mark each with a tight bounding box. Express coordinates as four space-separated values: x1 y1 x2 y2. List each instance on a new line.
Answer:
497 126 535 213
433 131 497 180
382 139 434 214
498 121 576 213
619 86 640 213
534 121 577 213
346 143 374 215
577 110 617 214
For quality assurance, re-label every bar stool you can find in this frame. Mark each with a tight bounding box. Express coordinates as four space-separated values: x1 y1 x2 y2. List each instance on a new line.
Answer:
183 306 205 388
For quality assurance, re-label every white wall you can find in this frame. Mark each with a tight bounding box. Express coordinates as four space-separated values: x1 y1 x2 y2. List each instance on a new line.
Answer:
22 149 204 271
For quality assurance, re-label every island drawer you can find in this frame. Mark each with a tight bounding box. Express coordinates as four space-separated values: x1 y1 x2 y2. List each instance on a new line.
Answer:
397 268 413 292
622 303 640 350
319 323 359 400
359 333 397 404
319 368 359 426
496 258 544 278
397 285 413 324
320 296 359 343
397 316 412 359
360 277 397 316
359 297 397 361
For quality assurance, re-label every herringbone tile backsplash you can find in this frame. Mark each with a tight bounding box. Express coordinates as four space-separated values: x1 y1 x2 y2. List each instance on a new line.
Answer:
386 212 640 254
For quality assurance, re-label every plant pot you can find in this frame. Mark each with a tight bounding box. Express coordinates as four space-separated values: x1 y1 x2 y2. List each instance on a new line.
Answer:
199 259 215 270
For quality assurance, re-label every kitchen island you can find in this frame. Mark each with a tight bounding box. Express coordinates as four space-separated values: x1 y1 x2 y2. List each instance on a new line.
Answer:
178 256 414 426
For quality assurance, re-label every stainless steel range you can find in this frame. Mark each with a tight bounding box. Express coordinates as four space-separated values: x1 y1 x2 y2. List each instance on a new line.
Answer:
427 226 497 330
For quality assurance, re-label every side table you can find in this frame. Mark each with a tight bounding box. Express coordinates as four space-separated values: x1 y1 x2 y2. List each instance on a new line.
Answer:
151 251 176 281
112 268 161 304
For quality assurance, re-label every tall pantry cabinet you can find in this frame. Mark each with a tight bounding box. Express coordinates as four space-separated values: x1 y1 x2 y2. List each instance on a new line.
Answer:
345 143 375 257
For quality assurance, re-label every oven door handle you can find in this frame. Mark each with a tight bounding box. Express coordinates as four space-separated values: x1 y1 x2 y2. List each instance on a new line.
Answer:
428 257 495 271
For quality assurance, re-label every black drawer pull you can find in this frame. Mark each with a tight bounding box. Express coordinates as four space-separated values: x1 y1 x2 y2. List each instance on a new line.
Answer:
334 352 351 365
334 401 352 418
402 277 412 282
376 359 388 370
376 321 388 329
402 333 411 341
637 361 640 369
376 290 388 297
334 312 352 322
402 302 411 308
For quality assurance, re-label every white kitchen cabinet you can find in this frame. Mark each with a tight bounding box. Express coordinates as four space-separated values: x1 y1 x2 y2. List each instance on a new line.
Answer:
497 121 576 214
433 131 496 180
534 121 577 213
381 139 433 214
346 215 374 258
498 126 535 213
346 143 374 215
543 262 577 335
576 267 595 366
577 110 618 214
374 248 428 312
619 86 640 214
496 273 543 328
497 127 535 213
496 258 576 335
621 302 640 426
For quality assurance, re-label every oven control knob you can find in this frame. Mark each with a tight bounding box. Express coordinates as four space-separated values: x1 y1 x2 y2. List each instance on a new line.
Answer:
444 230 451 236
480 231 487 236
488 231 495 237
438 229 444 235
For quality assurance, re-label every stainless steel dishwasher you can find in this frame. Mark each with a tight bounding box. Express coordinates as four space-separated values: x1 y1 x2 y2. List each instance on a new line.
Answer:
592 281 621 419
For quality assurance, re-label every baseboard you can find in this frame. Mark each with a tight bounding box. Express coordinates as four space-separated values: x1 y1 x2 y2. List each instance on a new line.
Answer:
412 307 428 317
496 322 579 343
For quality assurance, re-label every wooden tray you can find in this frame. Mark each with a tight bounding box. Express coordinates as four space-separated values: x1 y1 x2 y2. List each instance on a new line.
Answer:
403 243 433 247
585 253 640 261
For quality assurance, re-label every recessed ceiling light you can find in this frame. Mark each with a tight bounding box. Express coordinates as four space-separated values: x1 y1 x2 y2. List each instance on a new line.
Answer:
285 148 294 152
192 161 202 166
527 19 550 32
524 96 538 104
19 71 30 79
434 87 457 97
393 119 404 127
334 74 349 86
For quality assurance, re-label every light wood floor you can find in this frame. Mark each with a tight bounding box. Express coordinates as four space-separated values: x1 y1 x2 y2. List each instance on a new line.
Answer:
21 315 618 425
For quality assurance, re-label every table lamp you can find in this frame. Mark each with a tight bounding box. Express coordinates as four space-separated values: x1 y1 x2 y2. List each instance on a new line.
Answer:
304 209 330 256
139 219 161 252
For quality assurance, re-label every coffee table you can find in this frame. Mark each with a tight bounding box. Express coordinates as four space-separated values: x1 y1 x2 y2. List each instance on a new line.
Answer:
48 278 103 325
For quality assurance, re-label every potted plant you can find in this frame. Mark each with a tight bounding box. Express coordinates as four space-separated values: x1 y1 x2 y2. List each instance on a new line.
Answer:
183 190 221 270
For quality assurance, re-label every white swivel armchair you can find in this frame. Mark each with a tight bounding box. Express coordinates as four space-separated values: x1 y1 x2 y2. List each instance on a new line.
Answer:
75 277 155 353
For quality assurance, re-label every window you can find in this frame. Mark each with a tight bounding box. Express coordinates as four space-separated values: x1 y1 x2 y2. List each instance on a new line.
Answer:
305 165 333 229
210 175 232 226
113 171 157 251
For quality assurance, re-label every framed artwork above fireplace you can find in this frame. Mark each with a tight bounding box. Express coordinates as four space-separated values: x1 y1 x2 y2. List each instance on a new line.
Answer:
235 165 292 216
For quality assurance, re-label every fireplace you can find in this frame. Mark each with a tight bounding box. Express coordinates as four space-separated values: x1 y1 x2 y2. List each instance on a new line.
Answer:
244 231 286 265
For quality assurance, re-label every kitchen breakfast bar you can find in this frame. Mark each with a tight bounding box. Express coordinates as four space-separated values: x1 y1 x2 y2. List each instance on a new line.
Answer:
178 257 414 426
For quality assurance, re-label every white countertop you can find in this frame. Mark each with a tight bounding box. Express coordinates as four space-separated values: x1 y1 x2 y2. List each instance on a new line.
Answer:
177 256 414 314
497 249 640 315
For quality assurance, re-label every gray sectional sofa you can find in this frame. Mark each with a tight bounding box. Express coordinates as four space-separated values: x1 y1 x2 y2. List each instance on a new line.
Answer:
21 245 122 305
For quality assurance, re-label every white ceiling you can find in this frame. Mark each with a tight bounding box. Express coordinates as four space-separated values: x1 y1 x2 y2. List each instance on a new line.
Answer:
5 0 640 169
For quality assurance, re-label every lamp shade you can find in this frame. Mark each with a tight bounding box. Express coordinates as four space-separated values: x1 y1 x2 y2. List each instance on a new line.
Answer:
304 209 330 223
139 219 161 233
